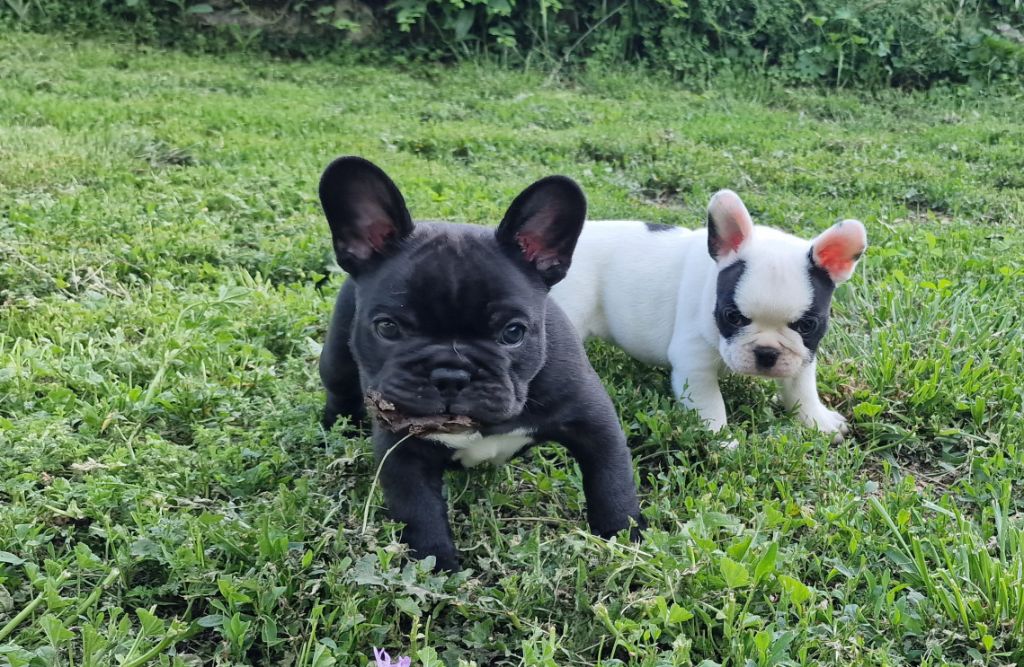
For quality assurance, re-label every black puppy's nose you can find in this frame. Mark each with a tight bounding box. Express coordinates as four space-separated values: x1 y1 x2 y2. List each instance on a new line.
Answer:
430 367 471 398
754 346 780 369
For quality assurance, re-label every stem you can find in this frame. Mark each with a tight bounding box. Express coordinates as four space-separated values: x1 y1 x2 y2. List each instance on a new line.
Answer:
0 592 45 642
121 625 191 667
0 572 70 642
143 347 182 407
74 568 121 617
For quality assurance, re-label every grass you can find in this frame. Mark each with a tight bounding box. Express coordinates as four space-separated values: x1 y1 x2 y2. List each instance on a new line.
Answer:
1 30 1023 667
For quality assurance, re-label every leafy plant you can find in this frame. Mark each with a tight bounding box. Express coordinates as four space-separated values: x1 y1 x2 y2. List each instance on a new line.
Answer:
2 0 1022 86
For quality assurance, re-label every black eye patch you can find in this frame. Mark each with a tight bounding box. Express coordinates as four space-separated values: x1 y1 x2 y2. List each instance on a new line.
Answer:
790 262 836 353
714 260 749 339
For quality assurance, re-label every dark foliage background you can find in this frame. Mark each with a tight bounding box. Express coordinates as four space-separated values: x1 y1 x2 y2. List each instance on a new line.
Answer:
3 0 1023 86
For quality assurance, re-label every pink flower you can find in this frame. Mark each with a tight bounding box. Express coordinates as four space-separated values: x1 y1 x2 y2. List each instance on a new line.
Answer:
372 647 412 667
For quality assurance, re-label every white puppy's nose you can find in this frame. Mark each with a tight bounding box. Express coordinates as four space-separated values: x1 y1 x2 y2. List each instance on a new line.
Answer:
754 346 780 369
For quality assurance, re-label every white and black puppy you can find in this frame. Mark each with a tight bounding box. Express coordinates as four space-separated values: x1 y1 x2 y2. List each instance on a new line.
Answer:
550 190 867 440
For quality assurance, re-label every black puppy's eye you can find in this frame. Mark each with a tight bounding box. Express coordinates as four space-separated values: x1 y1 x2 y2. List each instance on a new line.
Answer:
724 308 748 328
499 322 527 346
374 318 401 340
791 316 819 335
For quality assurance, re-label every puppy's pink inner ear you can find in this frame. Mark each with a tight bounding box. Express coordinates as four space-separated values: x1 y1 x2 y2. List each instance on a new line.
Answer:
813 220 867 282
342 219 395 261
516 230 561 271
708 191 754 259
723 230 745 253
363 217 396 252
718 201 751 251
345 202 397 260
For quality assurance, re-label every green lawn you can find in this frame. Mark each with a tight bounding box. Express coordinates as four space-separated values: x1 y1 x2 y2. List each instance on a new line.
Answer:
1 31 1023 667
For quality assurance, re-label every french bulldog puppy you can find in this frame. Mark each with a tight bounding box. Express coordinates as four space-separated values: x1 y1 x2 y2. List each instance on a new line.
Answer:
318 156 643 571
550 190 866 440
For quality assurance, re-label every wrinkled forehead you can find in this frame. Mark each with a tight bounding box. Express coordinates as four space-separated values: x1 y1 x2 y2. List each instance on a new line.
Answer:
368 232 543 333
726 244 820 321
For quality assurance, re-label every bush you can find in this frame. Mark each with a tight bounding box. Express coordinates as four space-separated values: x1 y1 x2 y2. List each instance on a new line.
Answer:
3 0 1023 87
0 0 366 54
387 0 1024 87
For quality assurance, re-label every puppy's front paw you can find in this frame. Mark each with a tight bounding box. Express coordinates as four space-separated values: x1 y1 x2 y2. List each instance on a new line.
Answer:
404 537 462 573
800 407 849 442
593 514 645 542
421 549 461 573
322 395 367 433
628 515 647 543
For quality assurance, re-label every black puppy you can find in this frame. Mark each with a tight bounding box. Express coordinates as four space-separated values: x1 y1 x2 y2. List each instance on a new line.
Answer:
318 156 642 571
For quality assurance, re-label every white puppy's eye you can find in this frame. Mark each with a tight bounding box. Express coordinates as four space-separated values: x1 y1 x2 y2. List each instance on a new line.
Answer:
791 316 819 335
723 308 748 328
499 322 527 346
374 318 401 340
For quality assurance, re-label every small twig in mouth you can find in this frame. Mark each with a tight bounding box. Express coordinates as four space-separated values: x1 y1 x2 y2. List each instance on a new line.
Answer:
364 391 477 435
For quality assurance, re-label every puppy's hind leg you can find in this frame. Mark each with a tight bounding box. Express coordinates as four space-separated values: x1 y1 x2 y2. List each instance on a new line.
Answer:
320 281 366 430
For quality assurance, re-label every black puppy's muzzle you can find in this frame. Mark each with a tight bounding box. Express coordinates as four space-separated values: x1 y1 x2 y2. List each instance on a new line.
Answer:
369 339 527 423
430 367 471 400
372 367 520 424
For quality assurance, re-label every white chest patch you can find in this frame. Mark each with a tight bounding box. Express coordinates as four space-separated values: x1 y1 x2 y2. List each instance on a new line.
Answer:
427 428 535 468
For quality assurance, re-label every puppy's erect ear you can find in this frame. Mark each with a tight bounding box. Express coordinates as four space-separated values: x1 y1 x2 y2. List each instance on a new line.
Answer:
707 189 754 261
810 219 867 284
319 156 414 276
495 175 587 287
